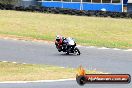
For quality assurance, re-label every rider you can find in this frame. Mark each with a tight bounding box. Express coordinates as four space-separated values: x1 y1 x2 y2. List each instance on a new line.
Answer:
55 35 66 52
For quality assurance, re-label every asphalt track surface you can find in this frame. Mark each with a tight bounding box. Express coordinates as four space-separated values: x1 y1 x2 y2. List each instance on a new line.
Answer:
0 38 132 88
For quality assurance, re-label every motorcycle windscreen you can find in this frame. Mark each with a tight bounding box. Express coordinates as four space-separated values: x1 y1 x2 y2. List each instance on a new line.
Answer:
66 37 75 45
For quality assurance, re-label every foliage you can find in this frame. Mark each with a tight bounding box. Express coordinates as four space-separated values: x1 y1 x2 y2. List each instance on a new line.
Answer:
0 0 20 5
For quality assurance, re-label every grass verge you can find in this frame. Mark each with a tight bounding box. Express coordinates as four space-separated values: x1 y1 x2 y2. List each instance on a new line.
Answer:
0 10 132 49
0 62 101 81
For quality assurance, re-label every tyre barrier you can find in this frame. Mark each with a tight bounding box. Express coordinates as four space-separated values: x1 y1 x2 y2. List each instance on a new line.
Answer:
0 3 132 19
0 3 14 10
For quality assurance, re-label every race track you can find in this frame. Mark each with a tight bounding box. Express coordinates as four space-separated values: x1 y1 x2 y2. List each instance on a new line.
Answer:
0 80 131 88
0 38 132 88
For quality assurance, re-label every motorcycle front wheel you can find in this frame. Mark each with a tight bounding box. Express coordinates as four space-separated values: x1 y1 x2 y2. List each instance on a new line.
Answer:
74 47 81 55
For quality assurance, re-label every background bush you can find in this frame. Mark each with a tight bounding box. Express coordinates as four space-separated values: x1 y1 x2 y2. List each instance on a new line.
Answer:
0 0 20 5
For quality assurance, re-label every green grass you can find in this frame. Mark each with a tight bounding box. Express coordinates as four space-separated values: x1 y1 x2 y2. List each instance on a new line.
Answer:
0 10 132 49
0 62 100 81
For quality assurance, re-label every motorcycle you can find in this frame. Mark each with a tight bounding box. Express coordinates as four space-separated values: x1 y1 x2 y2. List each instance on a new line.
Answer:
55 37 81 55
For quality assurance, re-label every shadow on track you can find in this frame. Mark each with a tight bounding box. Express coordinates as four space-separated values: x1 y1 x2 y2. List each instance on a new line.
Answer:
53 53 81 57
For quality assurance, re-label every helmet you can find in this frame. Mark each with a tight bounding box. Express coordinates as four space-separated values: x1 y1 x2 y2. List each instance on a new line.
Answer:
56 35 61 42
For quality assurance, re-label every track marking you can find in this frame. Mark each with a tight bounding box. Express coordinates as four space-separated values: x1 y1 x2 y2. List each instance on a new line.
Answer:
2 61 8 63
22 63 27 64
60 66 65 68
86 46 96 48
113 48 121 50
12 62 17 64
77 45 82 47
0 78 76 84
124 49 132 52
98 47 109 50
